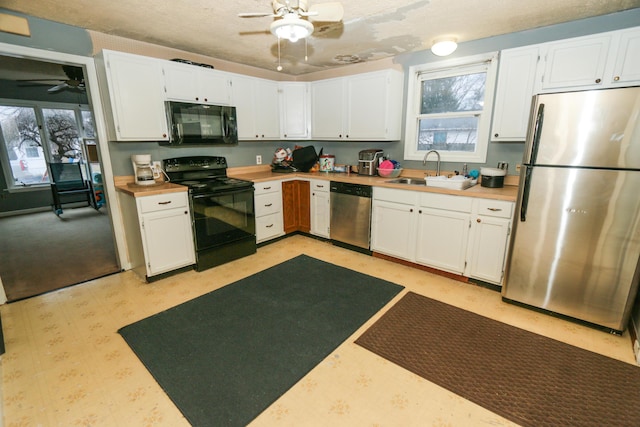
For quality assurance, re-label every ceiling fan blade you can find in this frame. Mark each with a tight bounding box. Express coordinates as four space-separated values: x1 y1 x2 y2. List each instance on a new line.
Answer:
48 83 67 93
238 12 276 17
308 2 344 22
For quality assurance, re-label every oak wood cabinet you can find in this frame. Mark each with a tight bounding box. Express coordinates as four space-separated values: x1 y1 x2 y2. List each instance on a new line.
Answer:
282 180 310 234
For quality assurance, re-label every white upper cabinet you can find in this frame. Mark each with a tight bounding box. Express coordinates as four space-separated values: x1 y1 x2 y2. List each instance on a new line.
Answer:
96 50 169 142
310 78 345 139
491 46 540 141
279 82 310 139
230 75 280 140
610 27 640 85
163 61 232 105
311 69 404 141
541 33 612 91
539 27 640 92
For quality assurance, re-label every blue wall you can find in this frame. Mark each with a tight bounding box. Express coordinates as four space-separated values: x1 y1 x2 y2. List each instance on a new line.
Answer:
1 8 640 182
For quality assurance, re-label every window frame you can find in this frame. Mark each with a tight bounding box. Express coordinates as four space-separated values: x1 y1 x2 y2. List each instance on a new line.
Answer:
403 52 499 164
0 98 91 192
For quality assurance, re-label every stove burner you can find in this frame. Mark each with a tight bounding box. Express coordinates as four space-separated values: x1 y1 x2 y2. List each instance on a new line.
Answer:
181 180 208 188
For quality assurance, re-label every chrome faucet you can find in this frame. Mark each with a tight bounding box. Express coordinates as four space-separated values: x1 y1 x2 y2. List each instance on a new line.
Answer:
423 150 441 176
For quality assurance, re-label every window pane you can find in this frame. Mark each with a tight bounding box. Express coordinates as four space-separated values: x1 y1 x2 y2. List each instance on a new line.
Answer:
420 72 487 114
0 106 49 185
417 116 479 152
42 109 83 162
81 110 95 138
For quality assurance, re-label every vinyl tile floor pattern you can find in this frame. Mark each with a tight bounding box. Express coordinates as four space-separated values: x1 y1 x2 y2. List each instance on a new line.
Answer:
1 235 636 426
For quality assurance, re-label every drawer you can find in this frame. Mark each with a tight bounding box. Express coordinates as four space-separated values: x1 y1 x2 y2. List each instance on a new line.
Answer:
254 181 281 195
256 213 284 242
311 180 329 192
476 199 514 218
138 192 187 213
420 192 473 213
255 192 282 217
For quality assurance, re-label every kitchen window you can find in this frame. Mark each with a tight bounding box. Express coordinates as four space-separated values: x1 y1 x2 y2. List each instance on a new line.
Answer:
0 101 93 190
404 53 498 164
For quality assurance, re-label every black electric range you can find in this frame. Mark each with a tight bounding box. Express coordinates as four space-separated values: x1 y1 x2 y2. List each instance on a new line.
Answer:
162 156 256 271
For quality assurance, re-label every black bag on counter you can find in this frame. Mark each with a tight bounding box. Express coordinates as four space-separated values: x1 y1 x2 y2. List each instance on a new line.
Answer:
292 146 318 172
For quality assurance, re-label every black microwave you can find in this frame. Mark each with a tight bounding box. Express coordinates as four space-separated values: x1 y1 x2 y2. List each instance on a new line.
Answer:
163 101 238 146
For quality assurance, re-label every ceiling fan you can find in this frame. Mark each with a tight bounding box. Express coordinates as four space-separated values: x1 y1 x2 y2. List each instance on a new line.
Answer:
17 65 85 93
239 0 344 42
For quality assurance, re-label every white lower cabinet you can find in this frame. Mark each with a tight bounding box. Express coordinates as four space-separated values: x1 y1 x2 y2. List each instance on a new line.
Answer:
310 180 330 238
465 199 514 285
119 191 195 280
254 180 284 243
415 192 473 274
371 188 514 285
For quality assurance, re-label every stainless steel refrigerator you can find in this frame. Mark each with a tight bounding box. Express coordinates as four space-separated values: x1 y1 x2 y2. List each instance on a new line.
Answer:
503 87 640 333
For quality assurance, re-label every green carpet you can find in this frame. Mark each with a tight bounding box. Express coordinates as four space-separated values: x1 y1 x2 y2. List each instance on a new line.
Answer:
118 255 403 426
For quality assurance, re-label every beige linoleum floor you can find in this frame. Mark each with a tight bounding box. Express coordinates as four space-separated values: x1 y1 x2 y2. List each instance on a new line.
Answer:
1 235 637 426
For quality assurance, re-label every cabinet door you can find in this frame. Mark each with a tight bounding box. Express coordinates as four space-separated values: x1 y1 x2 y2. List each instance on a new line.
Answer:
280 83 310 139
415 208 470 274
610 27 640 85
198 70 232 105
311 189 330 238
141 208 195 276
346 72 389 139
231 74 257 140
371 200 417 260
467 216 511 284
163 62 199 102
104 51 168 141
541 34 612 91
491 46 539 141
254 79 281 139
311 78 345 139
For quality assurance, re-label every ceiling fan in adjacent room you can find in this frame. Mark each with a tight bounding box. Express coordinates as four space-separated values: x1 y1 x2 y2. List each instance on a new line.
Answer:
17 65 86 93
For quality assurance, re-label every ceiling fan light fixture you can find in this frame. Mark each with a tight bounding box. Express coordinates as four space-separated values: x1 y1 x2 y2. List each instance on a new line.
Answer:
270 15 314 42
431 37 458 56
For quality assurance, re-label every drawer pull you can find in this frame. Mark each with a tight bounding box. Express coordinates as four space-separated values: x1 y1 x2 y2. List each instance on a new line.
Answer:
263 186 271 190
266 224 274 228
158 201 172 205
317 184 324 188
487 208 502 212
264 203 273 207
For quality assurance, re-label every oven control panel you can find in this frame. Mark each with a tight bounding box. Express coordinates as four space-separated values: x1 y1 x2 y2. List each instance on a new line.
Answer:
163 156 227 172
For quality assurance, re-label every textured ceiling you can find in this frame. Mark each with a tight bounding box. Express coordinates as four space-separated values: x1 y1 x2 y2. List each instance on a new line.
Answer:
2 0 640 75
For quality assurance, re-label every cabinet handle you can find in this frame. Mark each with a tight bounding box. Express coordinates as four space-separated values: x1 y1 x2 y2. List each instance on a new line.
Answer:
158 201 172 205
477 218 482 223
487 208 502 211
263 186 271 190
184 211 188 215
317 184 324 188
204 98 208 102
265 203 273 207
418 209 422 214
494 133 499 137
162 133 167 138
266 224 273 228
410 208 413 213
614 76 620 82
595 78 601 84
195 97 199 101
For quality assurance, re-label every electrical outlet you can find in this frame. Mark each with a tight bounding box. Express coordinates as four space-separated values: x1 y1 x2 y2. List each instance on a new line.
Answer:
515 164 521 172
256 155 262 165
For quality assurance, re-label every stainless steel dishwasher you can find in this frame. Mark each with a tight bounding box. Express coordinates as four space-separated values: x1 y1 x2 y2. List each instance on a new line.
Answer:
330 181 372 252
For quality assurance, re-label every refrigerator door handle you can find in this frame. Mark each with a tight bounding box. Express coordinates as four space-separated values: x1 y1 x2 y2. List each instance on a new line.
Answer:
529 103 544 165
520 165 532 222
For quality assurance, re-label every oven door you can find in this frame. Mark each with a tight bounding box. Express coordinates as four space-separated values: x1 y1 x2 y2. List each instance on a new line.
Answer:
190 187 255 251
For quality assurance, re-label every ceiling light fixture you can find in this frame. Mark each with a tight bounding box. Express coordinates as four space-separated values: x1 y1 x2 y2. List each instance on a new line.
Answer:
431 37 458 56
270 14 314 43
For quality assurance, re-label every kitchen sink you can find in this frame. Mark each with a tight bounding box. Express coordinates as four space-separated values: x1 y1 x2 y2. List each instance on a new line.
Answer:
386 178 426 186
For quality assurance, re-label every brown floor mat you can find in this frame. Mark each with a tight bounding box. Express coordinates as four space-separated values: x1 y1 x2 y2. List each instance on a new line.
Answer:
355 291 640 427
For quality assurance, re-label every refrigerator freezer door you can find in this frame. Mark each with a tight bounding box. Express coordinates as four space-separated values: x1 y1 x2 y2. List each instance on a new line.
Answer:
504 166 640 331
523 87 640 169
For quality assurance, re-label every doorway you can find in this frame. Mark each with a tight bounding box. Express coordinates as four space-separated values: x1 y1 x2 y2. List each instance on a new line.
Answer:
0 53 121 301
